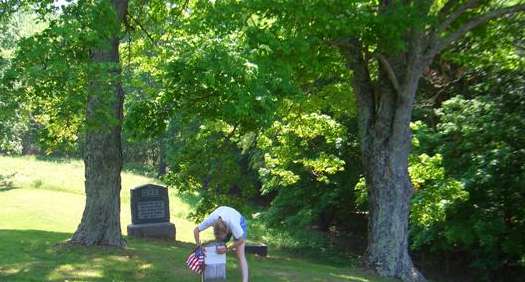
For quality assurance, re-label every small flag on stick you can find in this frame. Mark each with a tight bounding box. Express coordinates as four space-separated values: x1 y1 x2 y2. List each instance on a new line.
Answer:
186 246 205 274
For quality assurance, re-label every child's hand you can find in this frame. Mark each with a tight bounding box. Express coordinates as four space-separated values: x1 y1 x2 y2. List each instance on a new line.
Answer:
216 245 227 254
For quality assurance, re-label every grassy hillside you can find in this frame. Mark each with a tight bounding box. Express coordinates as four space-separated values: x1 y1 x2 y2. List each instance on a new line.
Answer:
0 156 203 242
0 156 395 282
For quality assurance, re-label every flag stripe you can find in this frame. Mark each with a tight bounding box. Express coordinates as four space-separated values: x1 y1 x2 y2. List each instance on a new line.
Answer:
186 247 205 274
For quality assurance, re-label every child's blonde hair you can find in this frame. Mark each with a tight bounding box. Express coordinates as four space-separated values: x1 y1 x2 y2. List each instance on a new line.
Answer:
213 217 229 240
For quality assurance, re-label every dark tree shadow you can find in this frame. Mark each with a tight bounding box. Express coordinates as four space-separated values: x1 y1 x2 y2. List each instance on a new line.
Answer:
0 229 386 282
0 229 203 282
0 173 17 192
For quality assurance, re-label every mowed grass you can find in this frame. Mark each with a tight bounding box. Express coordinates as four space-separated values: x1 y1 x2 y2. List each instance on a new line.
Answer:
0 155 395 282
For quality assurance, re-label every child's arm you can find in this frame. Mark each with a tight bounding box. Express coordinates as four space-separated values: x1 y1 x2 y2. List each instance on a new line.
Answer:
194 211 219 245
193 227 201 246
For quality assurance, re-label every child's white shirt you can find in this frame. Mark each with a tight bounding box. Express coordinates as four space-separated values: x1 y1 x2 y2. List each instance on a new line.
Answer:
198 206 244 239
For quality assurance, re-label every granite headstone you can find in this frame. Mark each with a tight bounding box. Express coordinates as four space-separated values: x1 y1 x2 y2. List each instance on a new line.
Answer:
127 184 176 240
246 243 268 257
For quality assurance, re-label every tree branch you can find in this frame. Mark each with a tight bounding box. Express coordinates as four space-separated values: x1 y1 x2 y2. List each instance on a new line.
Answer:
127 0 189 51
331 38 374 103
376 54 401 94
128 15 157 46
438 0 461 17
218 122 239 151
428 3 525 59
436 0 481 34
332 38 375 137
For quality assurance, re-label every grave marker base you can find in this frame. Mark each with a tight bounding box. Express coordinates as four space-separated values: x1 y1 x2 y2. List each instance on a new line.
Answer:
127 222 176 240
246 243 268 257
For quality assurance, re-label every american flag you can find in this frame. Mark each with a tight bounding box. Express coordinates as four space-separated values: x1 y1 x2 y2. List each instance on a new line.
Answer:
186 246 205 273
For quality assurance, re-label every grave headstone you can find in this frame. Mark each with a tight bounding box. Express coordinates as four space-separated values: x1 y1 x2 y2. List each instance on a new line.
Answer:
127 184 176 240
246 243 268 257
202 242 227 282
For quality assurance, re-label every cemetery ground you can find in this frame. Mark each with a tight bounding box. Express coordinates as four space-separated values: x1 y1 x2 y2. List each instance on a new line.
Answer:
0 156 395 282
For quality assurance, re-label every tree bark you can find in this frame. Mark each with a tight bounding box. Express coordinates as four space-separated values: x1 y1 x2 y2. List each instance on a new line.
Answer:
362 107 421 282
362 85 424 282
70 0 128 247
338 38 425 281
362 59 425 281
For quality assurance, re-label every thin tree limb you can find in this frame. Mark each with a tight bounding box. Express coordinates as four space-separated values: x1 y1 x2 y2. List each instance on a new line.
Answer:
376 54 401 94
224 123 238 141
331 38 374 102
128 15 157 46
428 3 525 59
426 0 479 59
333 37 375 137
217 122 239 151
436 0 481 33
127 0 190 51
438 0 461 17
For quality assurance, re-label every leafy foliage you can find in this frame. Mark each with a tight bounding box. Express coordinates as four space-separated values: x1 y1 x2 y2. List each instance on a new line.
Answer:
408 145 468 249
2 1 130 152
0 10 47 153
436 90 525 273
410 62 525 279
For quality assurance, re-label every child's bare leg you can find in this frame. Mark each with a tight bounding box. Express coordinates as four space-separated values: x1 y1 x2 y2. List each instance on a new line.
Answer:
235 240 249 282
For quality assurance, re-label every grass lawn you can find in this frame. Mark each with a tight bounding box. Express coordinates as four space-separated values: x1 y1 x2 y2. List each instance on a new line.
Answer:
0 155 396 282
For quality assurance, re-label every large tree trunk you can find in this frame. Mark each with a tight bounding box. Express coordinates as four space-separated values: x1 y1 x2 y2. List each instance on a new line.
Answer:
362 88 424 281
362 106 421 281
361 70 424 281
70 0 128 247
339 39 425 281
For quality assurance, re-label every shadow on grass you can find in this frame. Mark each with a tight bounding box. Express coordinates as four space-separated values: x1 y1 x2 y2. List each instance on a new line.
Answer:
0 173 17 192
0 229 202 282
35 155 79 163
0 229 391 282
